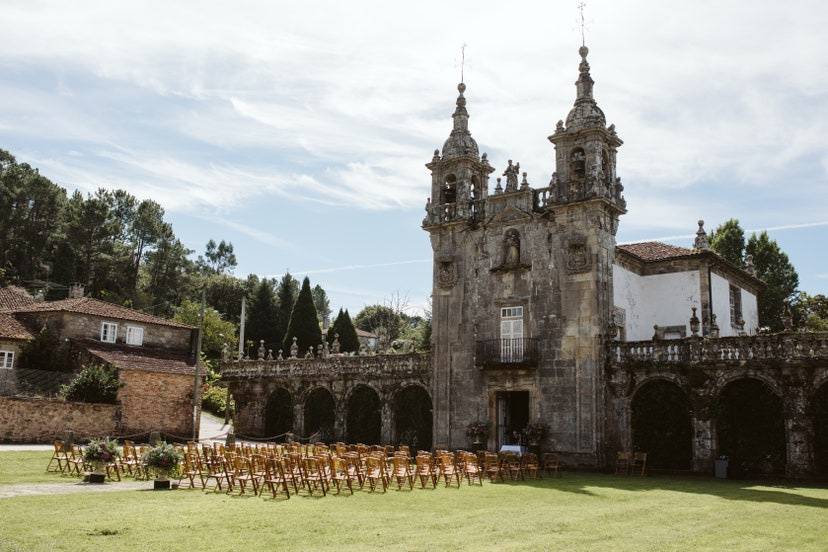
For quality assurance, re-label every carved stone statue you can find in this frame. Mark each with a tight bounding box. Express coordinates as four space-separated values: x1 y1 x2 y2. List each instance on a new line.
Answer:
332 333 341 354
290 337 298 358
503 160 520 192
504 230 521 267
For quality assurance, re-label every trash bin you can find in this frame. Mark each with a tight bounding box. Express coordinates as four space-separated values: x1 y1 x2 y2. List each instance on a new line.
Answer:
715 456 728 479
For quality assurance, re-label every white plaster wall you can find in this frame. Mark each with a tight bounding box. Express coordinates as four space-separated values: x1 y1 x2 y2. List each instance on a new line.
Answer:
742 289 759 334
613 264 701 341
710 271 733 336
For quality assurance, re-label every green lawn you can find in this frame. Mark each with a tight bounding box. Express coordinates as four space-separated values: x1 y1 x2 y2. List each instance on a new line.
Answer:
0 451 65 485
0 452 826 551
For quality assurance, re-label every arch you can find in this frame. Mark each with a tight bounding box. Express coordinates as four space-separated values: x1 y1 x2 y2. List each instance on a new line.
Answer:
470 175 481 200
393 384 433 451
631 379 692 470
442 174 457 204
346 384 382 444
264 387 293 438
303 387 336 442
569 147 586 180
716 378 786 477
812 382 828 476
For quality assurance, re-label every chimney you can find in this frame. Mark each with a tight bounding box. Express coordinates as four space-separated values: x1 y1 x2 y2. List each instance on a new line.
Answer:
68 283 85 299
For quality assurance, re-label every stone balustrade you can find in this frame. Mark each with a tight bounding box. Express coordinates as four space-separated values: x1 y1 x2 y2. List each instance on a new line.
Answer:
609 332 828 366
221 352 431 382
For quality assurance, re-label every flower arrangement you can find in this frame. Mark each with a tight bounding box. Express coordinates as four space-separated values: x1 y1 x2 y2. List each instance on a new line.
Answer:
465 420 490 442
524 421 549 444
83 437 121 473
142 442 183 480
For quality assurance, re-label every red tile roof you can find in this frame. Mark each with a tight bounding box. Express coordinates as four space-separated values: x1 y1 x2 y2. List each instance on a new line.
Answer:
10 297 194 329
616 242 698 262
83 342 196 375
0 313 33 341
0 286 36 311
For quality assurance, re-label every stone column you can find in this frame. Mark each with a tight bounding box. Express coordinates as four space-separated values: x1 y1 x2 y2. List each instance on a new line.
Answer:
785 390 814 478
691 417 715 473
381 400 393 444
334 404 346 442
293 401 304 438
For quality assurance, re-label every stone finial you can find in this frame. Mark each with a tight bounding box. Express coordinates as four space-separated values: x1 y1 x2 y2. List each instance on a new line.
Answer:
221 344 229 362
305 347 314 359
257 340 265 360
494 177 503 194
359 344 367 356
710 314 720 338
432 149 440 163
290 337 298 358
694 220 709 250
266 348 273 361
555 120 565 133
608 123 617 136
277 349 283 360
736 318 747 336
316 343 323 357
322 339 330 358
481 152 490 166
745 254 756 276
783 303 794 332
520 172 529 190
690 307 700 337
652 325 660 341
332 333 340 354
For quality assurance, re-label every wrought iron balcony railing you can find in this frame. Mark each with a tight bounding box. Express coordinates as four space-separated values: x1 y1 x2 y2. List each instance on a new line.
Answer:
475 338 539 368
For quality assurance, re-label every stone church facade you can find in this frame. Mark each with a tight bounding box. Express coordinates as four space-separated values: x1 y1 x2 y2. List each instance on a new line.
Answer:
223 46 828 478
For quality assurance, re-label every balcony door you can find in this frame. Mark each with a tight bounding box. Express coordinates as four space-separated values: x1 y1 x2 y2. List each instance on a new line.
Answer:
496 391 530 449
500 306 524 362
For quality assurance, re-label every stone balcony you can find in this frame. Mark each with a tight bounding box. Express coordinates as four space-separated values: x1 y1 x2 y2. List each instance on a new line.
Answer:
609 332 828 367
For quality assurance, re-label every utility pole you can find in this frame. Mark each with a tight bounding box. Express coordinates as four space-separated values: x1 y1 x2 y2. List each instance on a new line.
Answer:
226 295 246 424
192 288 206 441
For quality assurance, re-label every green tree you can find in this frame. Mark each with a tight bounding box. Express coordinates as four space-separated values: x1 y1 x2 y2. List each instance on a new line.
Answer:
746 231 799 331
60 364 122 404
174 298 237 359
792 292 828 332
354 304 404 341
709 219 745 267
327 308 360 353
246 279 280 353
197 239 237 274
143 224 194 316
17 325 73 372
274 272 299 347
282 277 322 356
311 284 332 328
127 199 165 295
197 273 248 324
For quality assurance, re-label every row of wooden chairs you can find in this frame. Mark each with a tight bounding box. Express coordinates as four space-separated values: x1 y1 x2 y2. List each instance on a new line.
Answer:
615 451 648 475
48 439 157 481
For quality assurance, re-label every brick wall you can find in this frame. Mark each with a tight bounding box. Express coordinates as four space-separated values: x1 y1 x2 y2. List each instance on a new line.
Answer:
118 369 197 438
0 396 118 443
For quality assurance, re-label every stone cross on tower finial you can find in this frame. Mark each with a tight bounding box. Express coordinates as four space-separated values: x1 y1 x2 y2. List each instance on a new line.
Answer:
577 1 587 47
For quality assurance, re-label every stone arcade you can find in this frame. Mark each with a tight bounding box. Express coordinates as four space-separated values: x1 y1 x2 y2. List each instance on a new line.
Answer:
223 46 828 478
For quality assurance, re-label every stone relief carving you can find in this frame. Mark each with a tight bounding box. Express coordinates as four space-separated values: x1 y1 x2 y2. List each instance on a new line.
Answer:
565 235 592 273
437 257 458 289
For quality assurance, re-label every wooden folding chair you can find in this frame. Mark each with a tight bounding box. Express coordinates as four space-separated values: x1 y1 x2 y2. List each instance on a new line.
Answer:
178 453 205 489
483 452 502 482
439 454 461 488
463 452 483 485
343 453 364 490
500 452 523 481
302 457 328 496
231 456 260 495
615 451 631 475
631 452 647 476
415 454 437 489
542 453 561 477
364 456 389 492
390 456 414 490
204 456 233 492
47 440 68 473
522 453 542 480
329 457 355 495
65 445 86 477
260 457 291 499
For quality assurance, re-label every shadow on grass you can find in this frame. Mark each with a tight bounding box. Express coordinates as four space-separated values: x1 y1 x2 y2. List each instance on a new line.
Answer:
493 473 828 509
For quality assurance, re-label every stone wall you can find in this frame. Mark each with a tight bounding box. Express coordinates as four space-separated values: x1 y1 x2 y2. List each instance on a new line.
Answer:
17 311 193 351
118 368 196 438
0 396 118 443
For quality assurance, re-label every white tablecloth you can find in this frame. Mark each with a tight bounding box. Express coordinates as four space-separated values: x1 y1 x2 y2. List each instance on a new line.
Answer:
499 445 527 456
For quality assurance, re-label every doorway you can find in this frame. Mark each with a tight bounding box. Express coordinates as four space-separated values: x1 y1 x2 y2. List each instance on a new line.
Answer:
496 391 530 449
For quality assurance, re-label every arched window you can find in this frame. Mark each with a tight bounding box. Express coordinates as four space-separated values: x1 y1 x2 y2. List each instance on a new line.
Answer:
470 175 481 200
442 174 457 204
569 148 586 180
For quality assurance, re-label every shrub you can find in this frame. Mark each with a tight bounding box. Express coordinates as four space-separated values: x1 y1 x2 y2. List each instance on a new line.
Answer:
61 364 122 404
202 383 233 417
142 441 183 479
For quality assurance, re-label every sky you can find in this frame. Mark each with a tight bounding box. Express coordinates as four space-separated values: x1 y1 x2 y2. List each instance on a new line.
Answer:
1 0 827 315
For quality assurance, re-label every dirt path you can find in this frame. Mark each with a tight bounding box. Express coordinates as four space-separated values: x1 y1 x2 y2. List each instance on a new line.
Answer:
0 480 151 499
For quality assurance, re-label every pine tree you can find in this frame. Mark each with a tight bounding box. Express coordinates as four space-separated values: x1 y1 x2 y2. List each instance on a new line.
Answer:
246 279 280 353
746 231 799 331
327 308 360 353
282 277 322 356
709 219 746 267
274 272 299 348
311 284 332 328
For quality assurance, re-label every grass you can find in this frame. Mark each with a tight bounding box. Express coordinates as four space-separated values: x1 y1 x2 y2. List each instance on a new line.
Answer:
0 452 826 551
0 451 65 485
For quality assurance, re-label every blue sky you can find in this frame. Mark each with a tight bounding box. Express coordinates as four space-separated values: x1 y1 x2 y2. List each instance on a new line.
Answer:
1 0 827 315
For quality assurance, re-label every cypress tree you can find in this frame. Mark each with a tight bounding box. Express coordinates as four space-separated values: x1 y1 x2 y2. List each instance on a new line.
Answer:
274 272 299 347
282 277 322 356
246 279 279 353
326 308 360 353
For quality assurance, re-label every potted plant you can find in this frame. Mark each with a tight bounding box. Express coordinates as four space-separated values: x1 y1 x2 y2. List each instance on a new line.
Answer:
83 437 120 484
142 442 184 490
465 420 490 448
525 421 549 447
